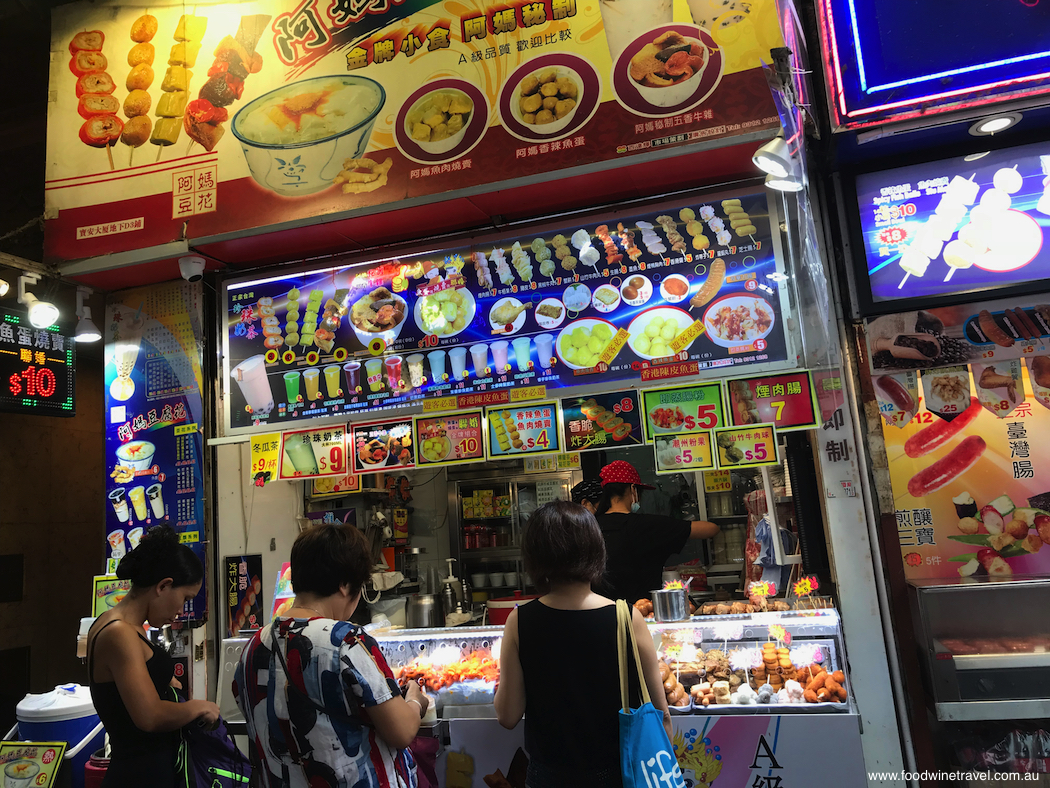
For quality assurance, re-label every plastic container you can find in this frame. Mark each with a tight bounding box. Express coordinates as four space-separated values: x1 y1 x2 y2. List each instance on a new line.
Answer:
486 591 539 625
16 684 104 788
369 596 407 627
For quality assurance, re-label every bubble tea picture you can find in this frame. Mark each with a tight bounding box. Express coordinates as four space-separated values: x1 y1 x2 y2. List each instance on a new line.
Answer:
108 488 130 523
284 435 320 476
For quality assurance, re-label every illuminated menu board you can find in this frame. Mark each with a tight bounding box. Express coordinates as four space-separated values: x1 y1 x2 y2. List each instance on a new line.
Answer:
223 194 791 434
0 307 75 416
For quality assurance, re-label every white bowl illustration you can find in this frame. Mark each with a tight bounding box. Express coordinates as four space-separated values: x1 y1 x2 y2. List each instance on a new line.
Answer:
232 75 385 197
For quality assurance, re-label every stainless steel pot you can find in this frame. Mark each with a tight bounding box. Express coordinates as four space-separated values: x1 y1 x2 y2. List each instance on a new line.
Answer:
652 588 688 622
406 594 441 628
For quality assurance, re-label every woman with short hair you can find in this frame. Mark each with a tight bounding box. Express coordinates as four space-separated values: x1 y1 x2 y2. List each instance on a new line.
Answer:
233 522 428 788
494 500 670 788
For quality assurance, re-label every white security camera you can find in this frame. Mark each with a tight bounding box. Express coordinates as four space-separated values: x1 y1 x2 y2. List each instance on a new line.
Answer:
179 256 205 282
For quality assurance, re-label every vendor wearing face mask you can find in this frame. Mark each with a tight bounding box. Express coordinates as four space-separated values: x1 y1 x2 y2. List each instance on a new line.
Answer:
594 460 719 603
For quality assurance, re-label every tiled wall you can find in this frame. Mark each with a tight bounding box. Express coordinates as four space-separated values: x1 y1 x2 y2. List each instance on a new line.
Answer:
0 339 104 725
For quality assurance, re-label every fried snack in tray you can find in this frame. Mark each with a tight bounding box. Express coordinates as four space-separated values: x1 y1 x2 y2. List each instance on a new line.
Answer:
335 157 394 194
395 650 498 691
633 598 654 619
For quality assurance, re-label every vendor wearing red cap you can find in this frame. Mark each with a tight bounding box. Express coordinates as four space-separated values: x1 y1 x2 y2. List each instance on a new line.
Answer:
595 460 719 603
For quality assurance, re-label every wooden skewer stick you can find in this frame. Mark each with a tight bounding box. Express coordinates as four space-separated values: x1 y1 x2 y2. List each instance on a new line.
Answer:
106 143 114 171
155 144 164 163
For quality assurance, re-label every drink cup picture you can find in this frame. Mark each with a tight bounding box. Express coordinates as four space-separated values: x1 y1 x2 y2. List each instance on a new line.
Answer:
599 0 673 62
686 0 746 30
108 488 130 523
365 358 385 392
512 337 532 372
469 344 489 377
285 437 320 476
491 340 510 372
323 365 342 398
535 333 554 368
129 486 149 521
147 484 164 519
427 350 447 381
108 529 126 558
407 354 425 388
385 355 404 390
303 368 321 401
449 347 468 380
231 355 275 415
283 371 301 404
127 526 144 549
343 361 362 393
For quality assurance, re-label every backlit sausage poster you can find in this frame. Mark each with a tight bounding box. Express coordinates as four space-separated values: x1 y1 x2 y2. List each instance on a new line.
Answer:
45 0 783 267
881 363 1050 579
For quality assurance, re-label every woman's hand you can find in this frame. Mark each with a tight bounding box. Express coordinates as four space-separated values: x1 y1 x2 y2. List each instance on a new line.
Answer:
405 681 429 718
191 700 221 727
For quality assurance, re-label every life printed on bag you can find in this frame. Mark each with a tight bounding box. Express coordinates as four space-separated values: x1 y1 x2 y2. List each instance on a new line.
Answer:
639 748 686 788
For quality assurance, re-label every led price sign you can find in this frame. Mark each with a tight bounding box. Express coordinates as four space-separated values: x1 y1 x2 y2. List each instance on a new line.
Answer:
0 308 75 416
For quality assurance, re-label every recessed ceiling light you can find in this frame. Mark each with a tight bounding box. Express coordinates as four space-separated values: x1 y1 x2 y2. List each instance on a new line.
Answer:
969 113 1022 136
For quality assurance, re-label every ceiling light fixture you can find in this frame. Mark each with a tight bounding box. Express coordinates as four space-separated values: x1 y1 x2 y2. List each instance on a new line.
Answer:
75 287 101 343
969 112 1023 136
17 273 59 329
752 135 792 178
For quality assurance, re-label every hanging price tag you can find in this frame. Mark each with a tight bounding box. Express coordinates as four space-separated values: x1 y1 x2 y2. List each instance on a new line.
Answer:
653 431 715 473
713 424 778 468
278 425 348 481
703 469 732 493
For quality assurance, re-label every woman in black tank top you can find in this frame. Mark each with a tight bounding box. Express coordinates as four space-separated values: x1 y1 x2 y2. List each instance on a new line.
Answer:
494 502 671 788
86 525 219 788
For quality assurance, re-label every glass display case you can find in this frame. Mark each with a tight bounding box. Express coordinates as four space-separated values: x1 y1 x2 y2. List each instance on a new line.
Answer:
907 576 1050 721
372 608 854 719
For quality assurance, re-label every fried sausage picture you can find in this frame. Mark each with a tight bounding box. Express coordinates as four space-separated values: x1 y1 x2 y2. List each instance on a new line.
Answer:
907 435 987 498
689 259 725 310
904 397 981 458
977 310 1015 348
874 374 914 413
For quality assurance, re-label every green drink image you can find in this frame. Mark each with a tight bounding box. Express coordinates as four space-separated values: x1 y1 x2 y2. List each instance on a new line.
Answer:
324 365 342 398
303 368 321 401
283 371 301 404
285 437 319 475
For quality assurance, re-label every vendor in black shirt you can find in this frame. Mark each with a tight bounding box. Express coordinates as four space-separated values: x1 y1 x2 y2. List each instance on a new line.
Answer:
594 460 719 603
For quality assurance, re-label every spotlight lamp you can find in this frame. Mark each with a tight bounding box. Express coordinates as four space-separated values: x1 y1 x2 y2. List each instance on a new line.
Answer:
752 135 792 178
17 273 59 329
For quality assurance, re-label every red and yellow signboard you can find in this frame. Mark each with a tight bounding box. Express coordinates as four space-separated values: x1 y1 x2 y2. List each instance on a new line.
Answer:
727 370 818 431
45 0 783 265
278 425 348 480
414 409 486 467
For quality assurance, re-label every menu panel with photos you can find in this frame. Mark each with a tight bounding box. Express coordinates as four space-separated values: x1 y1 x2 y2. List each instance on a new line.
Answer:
104 282 207 621
225 194 788 433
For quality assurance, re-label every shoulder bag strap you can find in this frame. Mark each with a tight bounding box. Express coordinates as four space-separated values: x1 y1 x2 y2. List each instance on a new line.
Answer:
271 625 356 723
616 601 652 713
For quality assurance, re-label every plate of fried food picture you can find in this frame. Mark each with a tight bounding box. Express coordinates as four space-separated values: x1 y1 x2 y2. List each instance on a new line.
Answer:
535 298 566 329
499 53 601 142
611 25 724 118
394 78 489 165
357 437 390 467
489 297 532 334
702 295 775 348
348 286 408 346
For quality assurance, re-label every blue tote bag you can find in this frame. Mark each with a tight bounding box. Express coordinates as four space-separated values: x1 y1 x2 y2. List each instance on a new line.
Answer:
616 600 686 788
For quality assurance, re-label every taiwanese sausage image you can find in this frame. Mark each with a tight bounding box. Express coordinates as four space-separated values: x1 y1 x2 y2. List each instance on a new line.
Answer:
904 397 982 458
875 375 915 413
907 436 987 498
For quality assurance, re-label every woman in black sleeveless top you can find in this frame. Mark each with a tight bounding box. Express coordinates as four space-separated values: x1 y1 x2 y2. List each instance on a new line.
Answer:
87 525 219 788
494 501 671 788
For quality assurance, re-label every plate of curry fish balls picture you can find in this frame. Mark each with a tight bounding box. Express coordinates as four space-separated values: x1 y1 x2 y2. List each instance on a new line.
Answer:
512 66 581 131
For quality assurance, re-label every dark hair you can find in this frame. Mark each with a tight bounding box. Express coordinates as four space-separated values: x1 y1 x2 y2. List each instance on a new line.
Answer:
116 523 204 589
290 522 372 598
522 501 606 593
570 479 604 506
595 482 637 515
